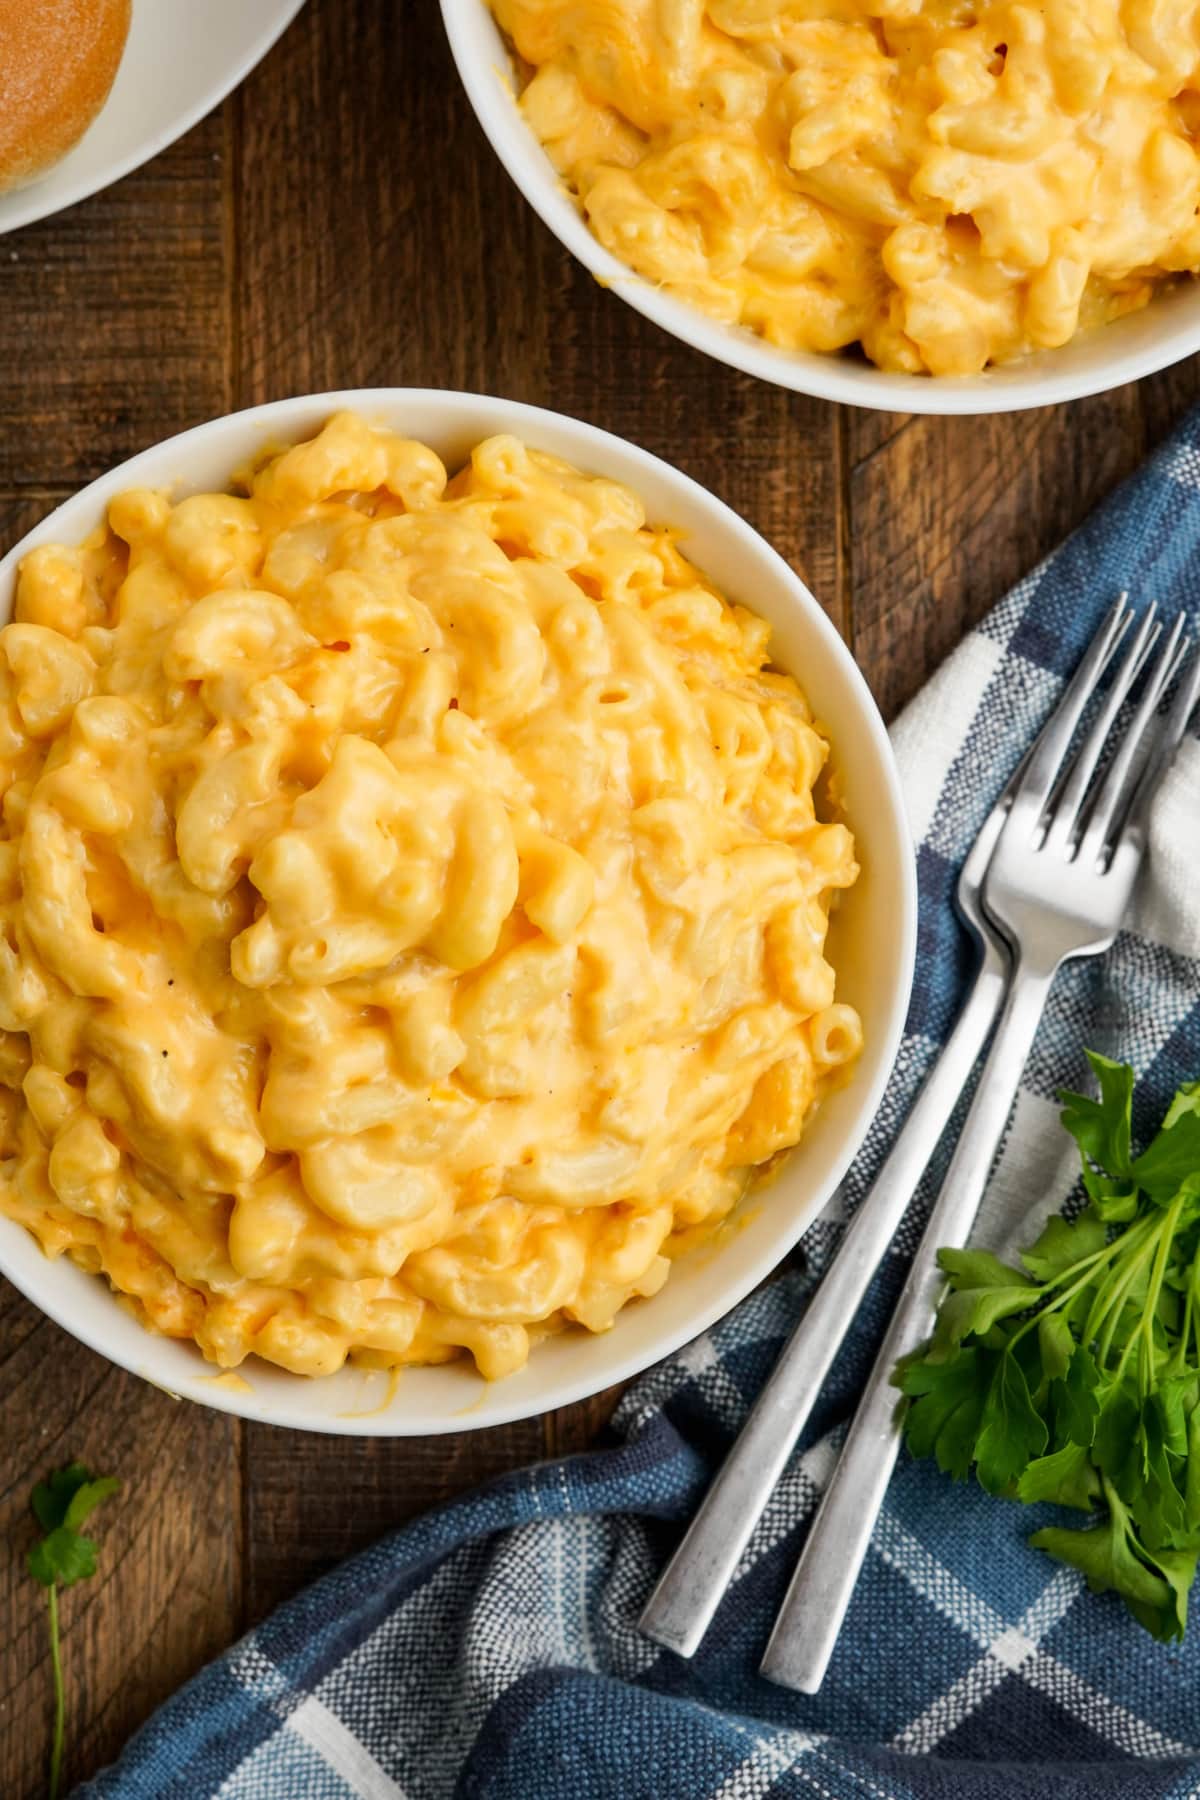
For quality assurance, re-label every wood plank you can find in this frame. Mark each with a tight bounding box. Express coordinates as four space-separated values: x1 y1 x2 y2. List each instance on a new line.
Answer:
242 1415 546 1623
544 1385 627 1459
0 1287 240 1799
0 106 237 1800
846 358 1200 723
0 116 232 494
1137 356 1200 454
847 392 1137 722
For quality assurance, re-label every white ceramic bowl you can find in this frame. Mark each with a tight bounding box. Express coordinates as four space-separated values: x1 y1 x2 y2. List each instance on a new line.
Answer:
440 0 1200 415
0 0 305 238
0 389 916 1433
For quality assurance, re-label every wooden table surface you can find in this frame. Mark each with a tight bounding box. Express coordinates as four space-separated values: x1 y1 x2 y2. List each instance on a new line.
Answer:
3 2 1200 1791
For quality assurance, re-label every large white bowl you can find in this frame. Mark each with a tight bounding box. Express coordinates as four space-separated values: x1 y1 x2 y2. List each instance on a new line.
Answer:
440 0 1200 415
0 0 305 238
0 389 916 1433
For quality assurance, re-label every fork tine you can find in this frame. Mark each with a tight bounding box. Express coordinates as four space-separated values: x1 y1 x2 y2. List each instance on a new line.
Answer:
1007 594 1131 825
1041 604 1162 851
1076 613 1190 867
1104 637 1200 860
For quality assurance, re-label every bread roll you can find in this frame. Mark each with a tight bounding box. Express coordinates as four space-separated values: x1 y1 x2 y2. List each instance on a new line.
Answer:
0 0 131 194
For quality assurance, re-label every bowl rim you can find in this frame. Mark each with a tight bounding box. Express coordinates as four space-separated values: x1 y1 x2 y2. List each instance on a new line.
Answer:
0 387 918 1433
438 0 1200 415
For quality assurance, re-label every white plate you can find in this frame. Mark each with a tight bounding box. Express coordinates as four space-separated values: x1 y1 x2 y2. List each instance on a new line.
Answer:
0 389 917 1434
440 0 1200 415
0 0 306 237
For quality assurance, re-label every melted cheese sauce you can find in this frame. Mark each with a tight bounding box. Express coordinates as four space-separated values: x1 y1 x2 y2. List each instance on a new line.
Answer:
0 412 861 1380
490 0 1200 373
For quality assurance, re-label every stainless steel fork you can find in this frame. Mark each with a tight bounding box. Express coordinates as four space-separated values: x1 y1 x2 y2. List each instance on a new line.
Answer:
639 597 1132 1660
761 603 1200 1694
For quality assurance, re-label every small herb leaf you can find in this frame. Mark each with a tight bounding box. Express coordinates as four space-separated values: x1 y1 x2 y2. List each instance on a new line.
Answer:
64 1476 121 1533
1054 1344 1102 1447
25 1460 119 1800
974 1352 1047 1495
937 1248 1034 1292
900 1057 1200 1643
934 1282 1040 1351
1032 1481 1194 1642
1134 1115 1200 1203
30 1463 94 1533
1016 1442 1099 1511
1020 1210 1107 1282
898 1349 989 1481
1058 1054 1134 1178
1037 1312 1076 1384
28 1528 98 1590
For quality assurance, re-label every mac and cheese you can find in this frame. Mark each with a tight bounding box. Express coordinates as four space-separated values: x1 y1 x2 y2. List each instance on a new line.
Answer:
0 412 861 1380
489 0 1200 375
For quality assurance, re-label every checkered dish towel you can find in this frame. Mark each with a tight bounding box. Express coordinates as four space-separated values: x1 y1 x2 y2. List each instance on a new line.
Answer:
79 416 1200 1800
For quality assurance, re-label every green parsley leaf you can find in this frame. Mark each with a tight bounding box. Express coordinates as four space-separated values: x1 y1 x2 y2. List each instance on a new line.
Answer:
1155 1378 1192 1460
1020 1210 1106 1282
900 1056 1200 1643
26 1461 119 1800
1058 1053 1134 1178
1053 1344 1101 1447
1163 1083 1200 1130
30 1463 94 1534
933 1282 1040 1352
64 1476 121 1533
1133 1404 1188 1552
1032 1480 1195 1642
1134 1119 1200 1204
974 1351 1048 1495
928 1247 1039 1354
28 1528 98 1590
1093 1380 1140 1485
1016 1442 1099 1511
1037 1312 1076 1384
937 1247 1035 1291
897 1347 991 1480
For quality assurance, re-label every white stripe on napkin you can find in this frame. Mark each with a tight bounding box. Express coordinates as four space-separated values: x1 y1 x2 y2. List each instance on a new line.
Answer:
975 1089 1074 1257
890 631 1004 845
288 1694 410 1799
1139 736 1200 959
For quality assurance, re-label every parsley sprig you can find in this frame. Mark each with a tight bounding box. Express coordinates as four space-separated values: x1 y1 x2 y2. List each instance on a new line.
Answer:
897 1053 1200 1641
27 1462 120 1800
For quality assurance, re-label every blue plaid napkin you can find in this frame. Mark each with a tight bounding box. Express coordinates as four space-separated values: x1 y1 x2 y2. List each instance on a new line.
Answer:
79 413 1200 1800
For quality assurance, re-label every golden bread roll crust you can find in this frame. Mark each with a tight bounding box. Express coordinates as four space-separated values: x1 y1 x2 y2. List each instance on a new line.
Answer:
0 0 132 194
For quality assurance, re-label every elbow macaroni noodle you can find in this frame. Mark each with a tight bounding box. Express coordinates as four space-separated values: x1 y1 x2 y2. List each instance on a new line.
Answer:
0 412 861 1381
488 0 1200 375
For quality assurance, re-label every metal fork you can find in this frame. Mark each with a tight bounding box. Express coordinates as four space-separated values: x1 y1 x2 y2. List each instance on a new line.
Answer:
639 596 1133 1660
761 603 1200 1694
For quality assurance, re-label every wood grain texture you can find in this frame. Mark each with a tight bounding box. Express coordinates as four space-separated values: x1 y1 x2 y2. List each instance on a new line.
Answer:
1139 362 1200 456
0 1292 240 1799
1 0 1200 1790
0 113 238 1800
848 371 1200 722
0 116 232 494
242 1415 547 1624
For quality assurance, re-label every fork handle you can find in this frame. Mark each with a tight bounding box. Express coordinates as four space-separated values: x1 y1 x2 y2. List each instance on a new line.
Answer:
637 935 1009 1658
760 960 1054 1694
